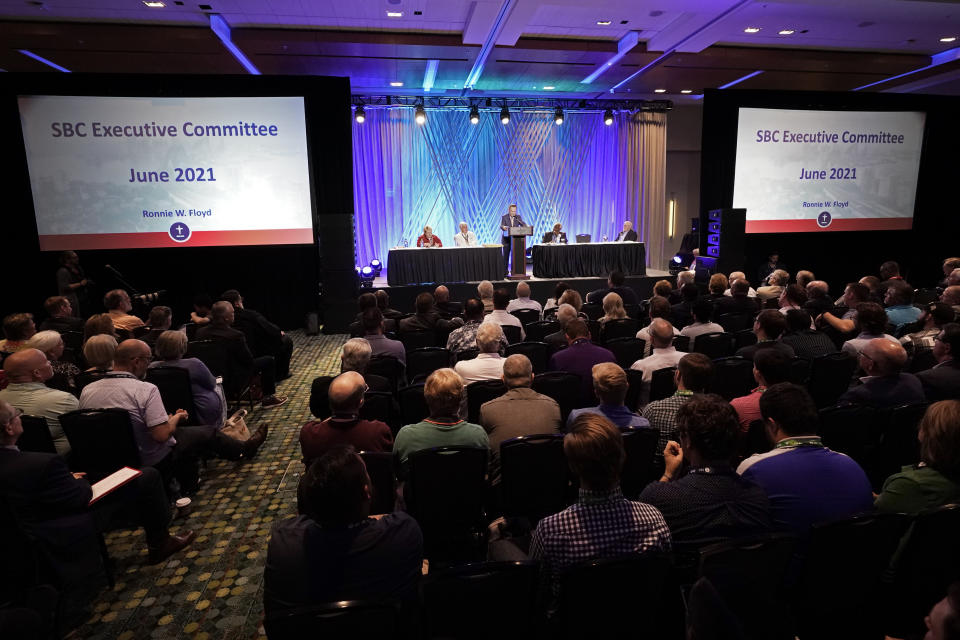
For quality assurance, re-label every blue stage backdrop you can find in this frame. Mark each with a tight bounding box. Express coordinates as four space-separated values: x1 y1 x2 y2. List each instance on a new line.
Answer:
352 107 668 271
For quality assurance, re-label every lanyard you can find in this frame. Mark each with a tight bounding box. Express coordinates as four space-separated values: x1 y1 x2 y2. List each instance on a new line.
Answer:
775 437 823 449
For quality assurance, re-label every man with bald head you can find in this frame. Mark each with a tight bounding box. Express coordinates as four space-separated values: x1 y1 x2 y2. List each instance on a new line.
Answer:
837 338 925 408
299 371 393 467
614 220 637 242
630 318 685 406
0 349 77 455
479 354 561 483
506 281 542 314
433 285 463 319
454 221 477 247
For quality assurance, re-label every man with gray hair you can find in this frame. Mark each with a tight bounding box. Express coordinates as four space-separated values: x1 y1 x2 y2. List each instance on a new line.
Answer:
838 338 925 408
723 271 758 298
567 362 651 429
0 348 77 455
805 280 833 317
758 269 790 302
630 318 685 406
478 280 495 314
480 354 561 483
544 303 578 348
454 322 506 384
341 337 390 392
506 282 542 314
454 221 477 247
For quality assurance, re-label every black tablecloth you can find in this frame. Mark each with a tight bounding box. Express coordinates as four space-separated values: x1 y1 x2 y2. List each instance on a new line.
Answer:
387 246 503 286
532 242 646 279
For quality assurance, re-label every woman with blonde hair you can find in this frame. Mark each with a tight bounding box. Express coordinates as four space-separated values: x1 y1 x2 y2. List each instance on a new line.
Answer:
599 292 627 325
83 313 117 343
25 330 80 391
417 225 442 248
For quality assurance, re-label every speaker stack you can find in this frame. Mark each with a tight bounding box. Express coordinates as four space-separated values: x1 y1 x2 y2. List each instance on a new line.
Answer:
705 208 746 276
317 213 359 333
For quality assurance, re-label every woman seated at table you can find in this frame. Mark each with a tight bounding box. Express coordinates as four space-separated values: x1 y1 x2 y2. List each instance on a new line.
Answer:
542 222 567 244
417 225 443 248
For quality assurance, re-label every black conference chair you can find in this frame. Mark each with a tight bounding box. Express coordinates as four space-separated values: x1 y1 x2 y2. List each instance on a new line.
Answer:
739 419 772 460
17 415 57 454
181 322 199 341
399 330 437 351
455 348 480 363
649 367 677 403
605 337 645 370
358 451 397 515
876 402 927 484
59 408 140 482
263 600 399 640
506 341 548 373
620 426 659 499
672 335 690 352
716 313 754 334
531 371 582 424
422 561 539 640
808 352 857 408
510 309 540 327
580 303 602 321
74 368 111 394
145 366 199 425
787 357 811 385
61 330 84 352
525 320 559 343
586 320 602 344
624 303 640 319
819 404 883 487
406 347 451 383
694 332 736 360
187 339 253 409
500 325 523 345
733 329 758 352
709 357 755 401
599 318 639 343
625 368 645 412
358 391 397 431
308 375 334 419
366 355 405 394
499 434 568 524
397 383 429 427
466 380 507 424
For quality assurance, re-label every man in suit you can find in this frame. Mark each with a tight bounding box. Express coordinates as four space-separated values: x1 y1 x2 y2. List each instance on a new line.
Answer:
837 338 925 408
38 296 84 333
548 318 616 407
453 221 478 247
221 289 294 381
0 399 196 567
500 203 527 276
196 302 288 409
614 220 638 242
586 271 640 306
543 223 567 245
398 293 464 334
917 323 960 401
714 278 760 318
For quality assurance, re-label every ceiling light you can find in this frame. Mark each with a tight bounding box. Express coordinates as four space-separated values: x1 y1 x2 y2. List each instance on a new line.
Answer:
354 105 365 124
744 27 761 33
469 105 480 124
554 107 564 125
386 11 402 18
543 85 555 90
414 105 426 125
390 81 403 87
596 20 612 26
143 1 165 6
603 109 614 125
778 29 795 35
680 89 693 94
654 88 667 93
500 105 510 124
940 36 957 43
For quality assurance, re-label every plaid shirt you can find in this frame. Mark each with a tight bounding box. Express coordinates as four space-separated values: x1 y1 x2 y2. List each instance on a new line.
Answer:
445 320 508 354
530 486 671 610
642 391 694 462
900 327 939 357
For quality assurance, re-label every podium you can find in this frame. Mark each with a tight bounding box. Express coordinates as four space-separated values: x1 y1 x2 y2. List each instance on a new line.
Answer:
508 225 533 279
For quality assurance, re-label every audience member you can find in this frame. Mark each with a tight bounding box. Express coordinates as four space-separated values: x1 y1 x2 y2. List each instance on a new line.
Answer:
82 333 118 372
757 252 786 286
780 309 837 360
730 350 791 431
354 292 378 325
707 273 728 303
264 446 422 616
757 269 789 302
714 279 759 317
529 413 670 611
484 288 525 340
196 301 288 409
670 284 699 329
795 270 815 290
879 260 905 290
454 323 506 384
25 330 80 392
723 271 758 298
38 296 84 333
362 308 406 365
0 313 37 353
841 302 898 357
652 279 673 301
643 353 713 466
558 288 584 315
859 275 883 304
83 313 117 343
393 369 488 467
189 293 213 326
433 285 463 319
680 300 723 349
636 296 680 357
819 282 870 334
901 303 955 359
630 318 685 406
549 318 616 406
943 285 960 316
103 289 145 332
917 323 960 401
568 362 651 429
884 280 923 333
480 354 561 483
587 271 639 306
506 282 542 314
399 292 464 334
221 289 294 381
299 372 393 467
55 250 90 316
478 280 495 313
142 305 172 349
599 292 628 325
919 583 960 640
875 400 960 514
940 258 960 288
735 310 795 360
0 349 77 455
670 271 695 304
838 338 924 408
544 303 578 348
639 394 773 546
543 281 571 315
340 338 390 392
804 280 834 317
375 289 403 320
737 383 873 534
778 284 808 316
446 298 507 356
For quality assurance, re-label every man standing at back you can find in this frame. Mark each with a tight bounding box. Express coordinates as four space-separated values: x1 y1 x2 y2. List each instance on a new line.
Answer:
548 318 615 407
221 289 294 381
737 383 873 534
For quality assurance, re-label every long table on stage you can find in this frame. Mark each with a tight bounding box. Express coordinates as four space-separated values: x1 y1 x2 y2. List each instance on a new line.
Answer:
532 241 646 278
387 246 503 286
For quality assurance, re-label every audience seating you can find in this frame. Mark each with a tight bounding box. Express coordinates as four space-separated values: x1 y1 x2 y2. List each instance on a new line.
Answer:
366 355 404 393
685 577 747 640
649 367 678 402
819 404 883 485
876 403 927 483
733 329 757 351
716 313 754 334
709 357 755 401
61 330 84 352
787 357 811 385
74 369 111 394
624 303 640 320
530 371 581 423
500 325 523 345
694 332 736 360
17 415 57 454
59 409 140 482
422 561 539 640
399 330 437 351
358 451 397 515
505 342 548 373
466 380 507 424
499 434 568 524
357 391 398 432
455 348 480 362
908 349 937 374
405 446 488 562
807 352 857 408
263 600 399 640
599 318 638 343
406 347 451 383
585 320 602 344
605 337 645 370
580 303 602 321
308 376 334 419
188 339 254 409
182 322 199 341
913 288 940 305
510 309 540 327
524 320 559 342
672 335 690 352
739 420 772 460
619 426 660 499
625 369 645 412
397 383 428 426
542 307 558 321
145 367 200 425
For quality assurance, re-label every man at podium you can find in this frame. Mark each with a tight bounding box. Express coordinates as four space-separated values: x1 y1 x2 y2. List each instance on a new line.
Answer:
500 203 527 275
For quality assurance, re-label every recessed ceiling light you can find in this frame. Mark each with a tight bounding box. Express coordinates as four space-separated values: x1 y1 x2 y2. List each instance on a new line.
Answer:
744 27 761 33
143 1 165 6
543 86 555 90
596 20 612 26
680 89 693 94
386 11 402 18
778 29 795 35
390 81 403 87
940 36 957 43
654 88 667 93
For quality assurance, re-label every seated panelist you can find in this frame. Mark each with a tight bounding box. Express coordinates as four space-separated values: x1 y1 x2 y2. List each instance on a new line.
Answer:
454 222 478 247
417 225 442 248
543 223 568 245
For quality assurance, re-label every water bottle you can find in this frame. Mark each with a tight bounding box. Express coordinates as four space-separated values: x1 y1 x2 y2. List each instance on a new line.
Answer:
602 235 608 242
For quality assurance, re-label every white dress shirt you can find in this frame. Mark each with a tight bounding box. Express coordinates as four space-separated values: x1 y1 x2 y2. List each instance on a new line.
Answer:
454 353 505 384
483 310 525 340
454 231 478 247
679 321 725 349
629 346 686 406
635 323 680 356
723 287 758 298
506 297 542 314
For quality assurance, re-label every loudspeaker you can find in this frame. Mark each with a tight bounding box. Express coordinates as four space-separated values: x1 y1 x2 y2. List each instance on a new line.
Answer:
705 208 746 276
316 214 357 268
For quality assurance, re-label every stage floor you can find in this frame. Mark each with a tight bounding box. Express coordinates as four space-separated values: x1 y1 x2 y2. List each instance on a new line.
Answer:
370 265 670 288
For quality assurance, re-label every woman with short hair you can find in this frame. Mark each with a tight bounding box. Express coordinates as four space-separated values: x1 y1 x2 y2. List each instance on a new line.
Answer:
416 225 442 248
26 330 80 391
149 330 224 428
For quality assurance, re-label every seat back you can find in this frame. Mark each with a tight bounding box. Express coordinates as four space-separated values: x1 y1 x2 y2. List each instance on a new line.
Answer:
586 320 602 344
510 309 541 326
524 320 559 342
709 357 755 401
59 408 140 481
466 380 508 424
406 347 450 383
599 318 639 343
717 313 754 333
358 451 397 515
397 384 429 426
580 302 602 321
366 355 404 394
531 371 582 423
455 348 480 362
499 434 568 523
733 329 758 351
818 404 883 485
739 419 772 460
181 322 199 341
605 337 645 370
500 325 523 345
308 375 335 419
694 332 735 360
187 339 232 382
358 391 396 430
788 357 811 384
877 403 927 484
808 352 858 408
18 415 57 454
145 366 199 424
649 367 678 403
672 335 691 352
399 330 437 351
505 341 548 373
620 426 659 499
624 303 640 319
263 600 398 640
625 369 645 412
74 368 110 393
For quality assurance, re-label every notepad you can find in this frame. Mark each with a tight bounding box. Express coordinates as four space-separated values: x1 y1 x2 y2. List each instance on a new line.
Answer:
88 466 142 505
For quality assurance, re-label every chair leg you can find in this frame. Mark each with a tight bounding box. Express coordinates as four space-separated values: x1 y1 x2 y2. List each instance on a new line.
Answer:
97 533 115 589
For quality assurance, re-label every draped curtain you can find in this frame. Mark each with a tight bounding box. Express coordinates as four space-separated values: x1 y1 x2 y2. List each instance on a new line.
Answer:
352 107 668 271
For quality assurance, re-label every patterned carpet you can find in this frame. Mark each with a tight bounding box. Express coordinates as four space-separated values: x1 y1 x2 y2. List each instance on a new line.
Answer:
73 330 346 640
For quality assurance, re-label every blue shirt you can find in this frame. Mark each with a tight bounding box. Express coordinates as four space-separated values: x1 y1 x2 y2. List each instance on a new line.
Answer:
567 404 650 430
885 304 922 331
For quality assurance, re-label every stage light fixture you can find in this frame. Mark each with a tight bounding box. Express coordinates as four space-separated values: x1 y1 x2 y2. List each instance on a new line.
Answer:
680 89 693 94
415 104 426 124
941 36 957 43
744 27 760 33
354 105 365 123
370 259 383 276
603 109 614 125
778 29 795 35
500 106 510 124
469 105 480 124
359 266 375 288
554 107 564 125
654 88 667 93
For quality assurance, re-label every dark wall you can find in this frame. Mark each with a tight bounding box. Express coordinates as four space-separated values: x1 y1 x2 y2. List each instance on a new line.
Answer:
699 89 960 294
0 73 355 329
